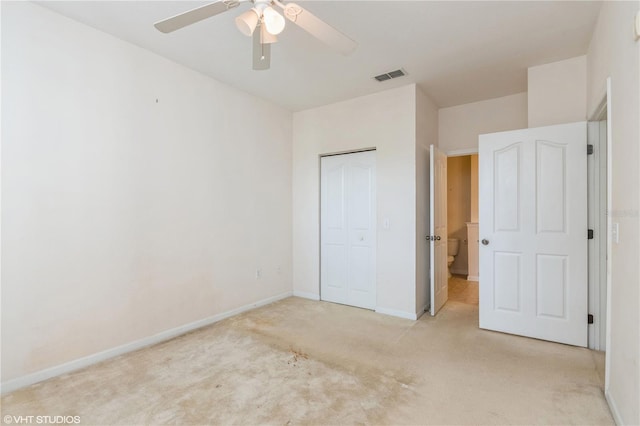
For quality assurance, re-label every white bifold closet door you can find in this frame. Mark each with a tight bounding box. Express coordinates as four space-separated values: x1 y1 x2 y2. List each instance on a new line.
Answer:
320 150 376 310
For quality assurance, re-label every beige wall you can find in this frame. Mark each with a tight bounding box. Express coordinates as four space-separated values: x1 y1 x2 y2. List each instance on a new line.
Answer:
527 56 587 127
447 156 471 275
2 3 293 384
438 93 528 154
470 155 479 223
416 88 439 314
586 1 640 424
292 85 420 319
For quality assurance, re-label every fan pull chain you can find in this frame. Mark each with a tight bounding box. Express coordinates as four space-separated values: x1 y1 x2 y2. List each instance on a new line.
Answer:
260 19 265 60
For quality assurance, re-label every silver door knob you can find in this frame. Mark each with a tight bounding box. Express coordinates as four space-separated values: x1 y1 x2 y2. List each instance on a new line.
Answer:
482 239 489 245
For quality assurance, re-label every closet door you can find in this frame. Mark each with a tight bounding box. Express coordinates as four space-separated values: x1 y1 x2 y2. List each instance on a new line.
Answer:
321 151 376 309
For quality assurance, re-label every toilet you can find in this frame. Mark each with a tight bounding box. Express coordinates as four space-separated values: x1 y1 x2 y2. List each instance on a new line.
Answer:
447 238 460 278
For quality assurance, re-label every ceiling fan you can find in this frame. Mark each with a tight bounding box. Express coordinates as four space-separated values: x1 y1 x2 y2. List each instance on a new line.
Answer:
154 0 357 70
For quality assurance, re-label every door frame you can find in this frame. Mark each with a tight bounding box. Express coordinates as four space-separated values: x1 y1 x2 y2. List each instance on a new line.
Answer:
587 103 609 352
318 148 377 306
586 79 612 386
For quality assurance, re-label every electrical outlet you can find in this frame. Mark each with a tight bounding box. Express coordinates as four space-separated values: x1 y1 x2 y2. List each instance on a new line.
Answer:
612 223 619 244
255 268 262 279
277 266 282 275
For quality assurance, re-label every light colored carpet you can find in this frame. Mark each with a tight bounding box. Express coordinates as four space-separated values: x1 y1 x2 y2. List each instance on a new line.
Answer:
1 284 612 425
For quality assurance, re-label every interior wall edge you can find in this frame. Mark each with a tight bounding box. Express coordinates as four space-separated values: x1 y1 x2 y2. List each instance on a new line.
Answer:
0 291 293 395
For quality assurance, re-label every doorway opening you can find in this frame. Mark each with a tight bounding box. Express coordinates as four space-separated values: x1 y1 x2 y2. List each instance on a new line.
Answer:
446 154 479 307
438 113 608 351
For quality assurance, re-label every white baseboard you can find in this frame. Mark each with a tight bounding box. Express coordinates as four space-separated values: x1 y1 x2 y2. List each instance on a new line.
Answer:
467 275 479 282
295 293 419 321
375 307 417 320
605 389 623 425
0 291 292 395
292 291 320 301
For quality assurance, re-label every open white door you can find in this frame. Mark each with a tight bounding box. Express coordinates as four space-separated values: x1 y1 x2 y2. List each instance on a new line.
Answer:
430 145 448 316
479 122 588 347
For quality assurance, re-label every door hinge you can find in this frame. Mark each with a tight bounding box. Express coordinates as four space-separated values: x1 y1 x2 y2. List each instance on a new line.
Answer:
588 229 594 239
588 314 594 324
587 144 594 155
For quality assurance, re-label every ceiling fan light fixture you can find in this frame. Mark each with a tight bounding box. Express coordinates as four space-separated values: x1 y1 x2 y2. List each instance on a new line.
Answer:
154 0 358 71
260 23 278 44
262 6 285 35
235 8 259 36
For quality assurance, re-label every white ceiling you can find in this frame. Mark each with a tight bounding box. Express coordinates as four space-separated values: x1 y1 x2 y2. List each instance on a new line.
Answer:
36 1 602 111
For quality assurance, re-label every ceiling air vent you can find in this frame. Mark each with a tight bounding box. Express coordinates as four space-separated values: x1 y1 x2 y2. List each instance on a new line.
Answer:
374 69 407 82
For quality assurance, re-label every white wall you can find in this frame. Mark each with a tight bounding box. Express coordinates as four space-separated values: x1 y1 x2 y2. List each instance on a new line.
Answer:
470 154 479 223
292 85 418 319
528 56 587 127
416 88 438 315
1 2 292 384
587 2 640 424
438 93 528 154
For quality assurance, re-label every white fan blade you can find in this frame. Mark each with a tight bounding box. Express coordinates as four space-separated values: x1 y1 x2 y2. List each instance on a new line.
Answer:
282 3 357 55
154 1 240 33
253 24 271 70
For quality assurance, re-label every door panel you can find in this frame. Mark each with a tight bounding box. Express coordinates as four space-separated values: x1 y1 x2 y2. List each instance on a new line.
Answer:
325 164 346 229
536 141 567 233
324 245 347 287
321 151 376 310
430 145 448 316
493 251 521 312
321 162 348 304
350 164 372 229
494 144 521 232
479 122 587 347
536 254 567 318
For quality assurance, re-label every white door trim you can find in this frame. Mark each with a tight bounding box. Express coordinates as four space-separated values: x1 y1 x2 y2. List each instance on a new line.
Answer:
587 119 608 351
603 77 613 393
584 78 611 354
446 148 479 157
